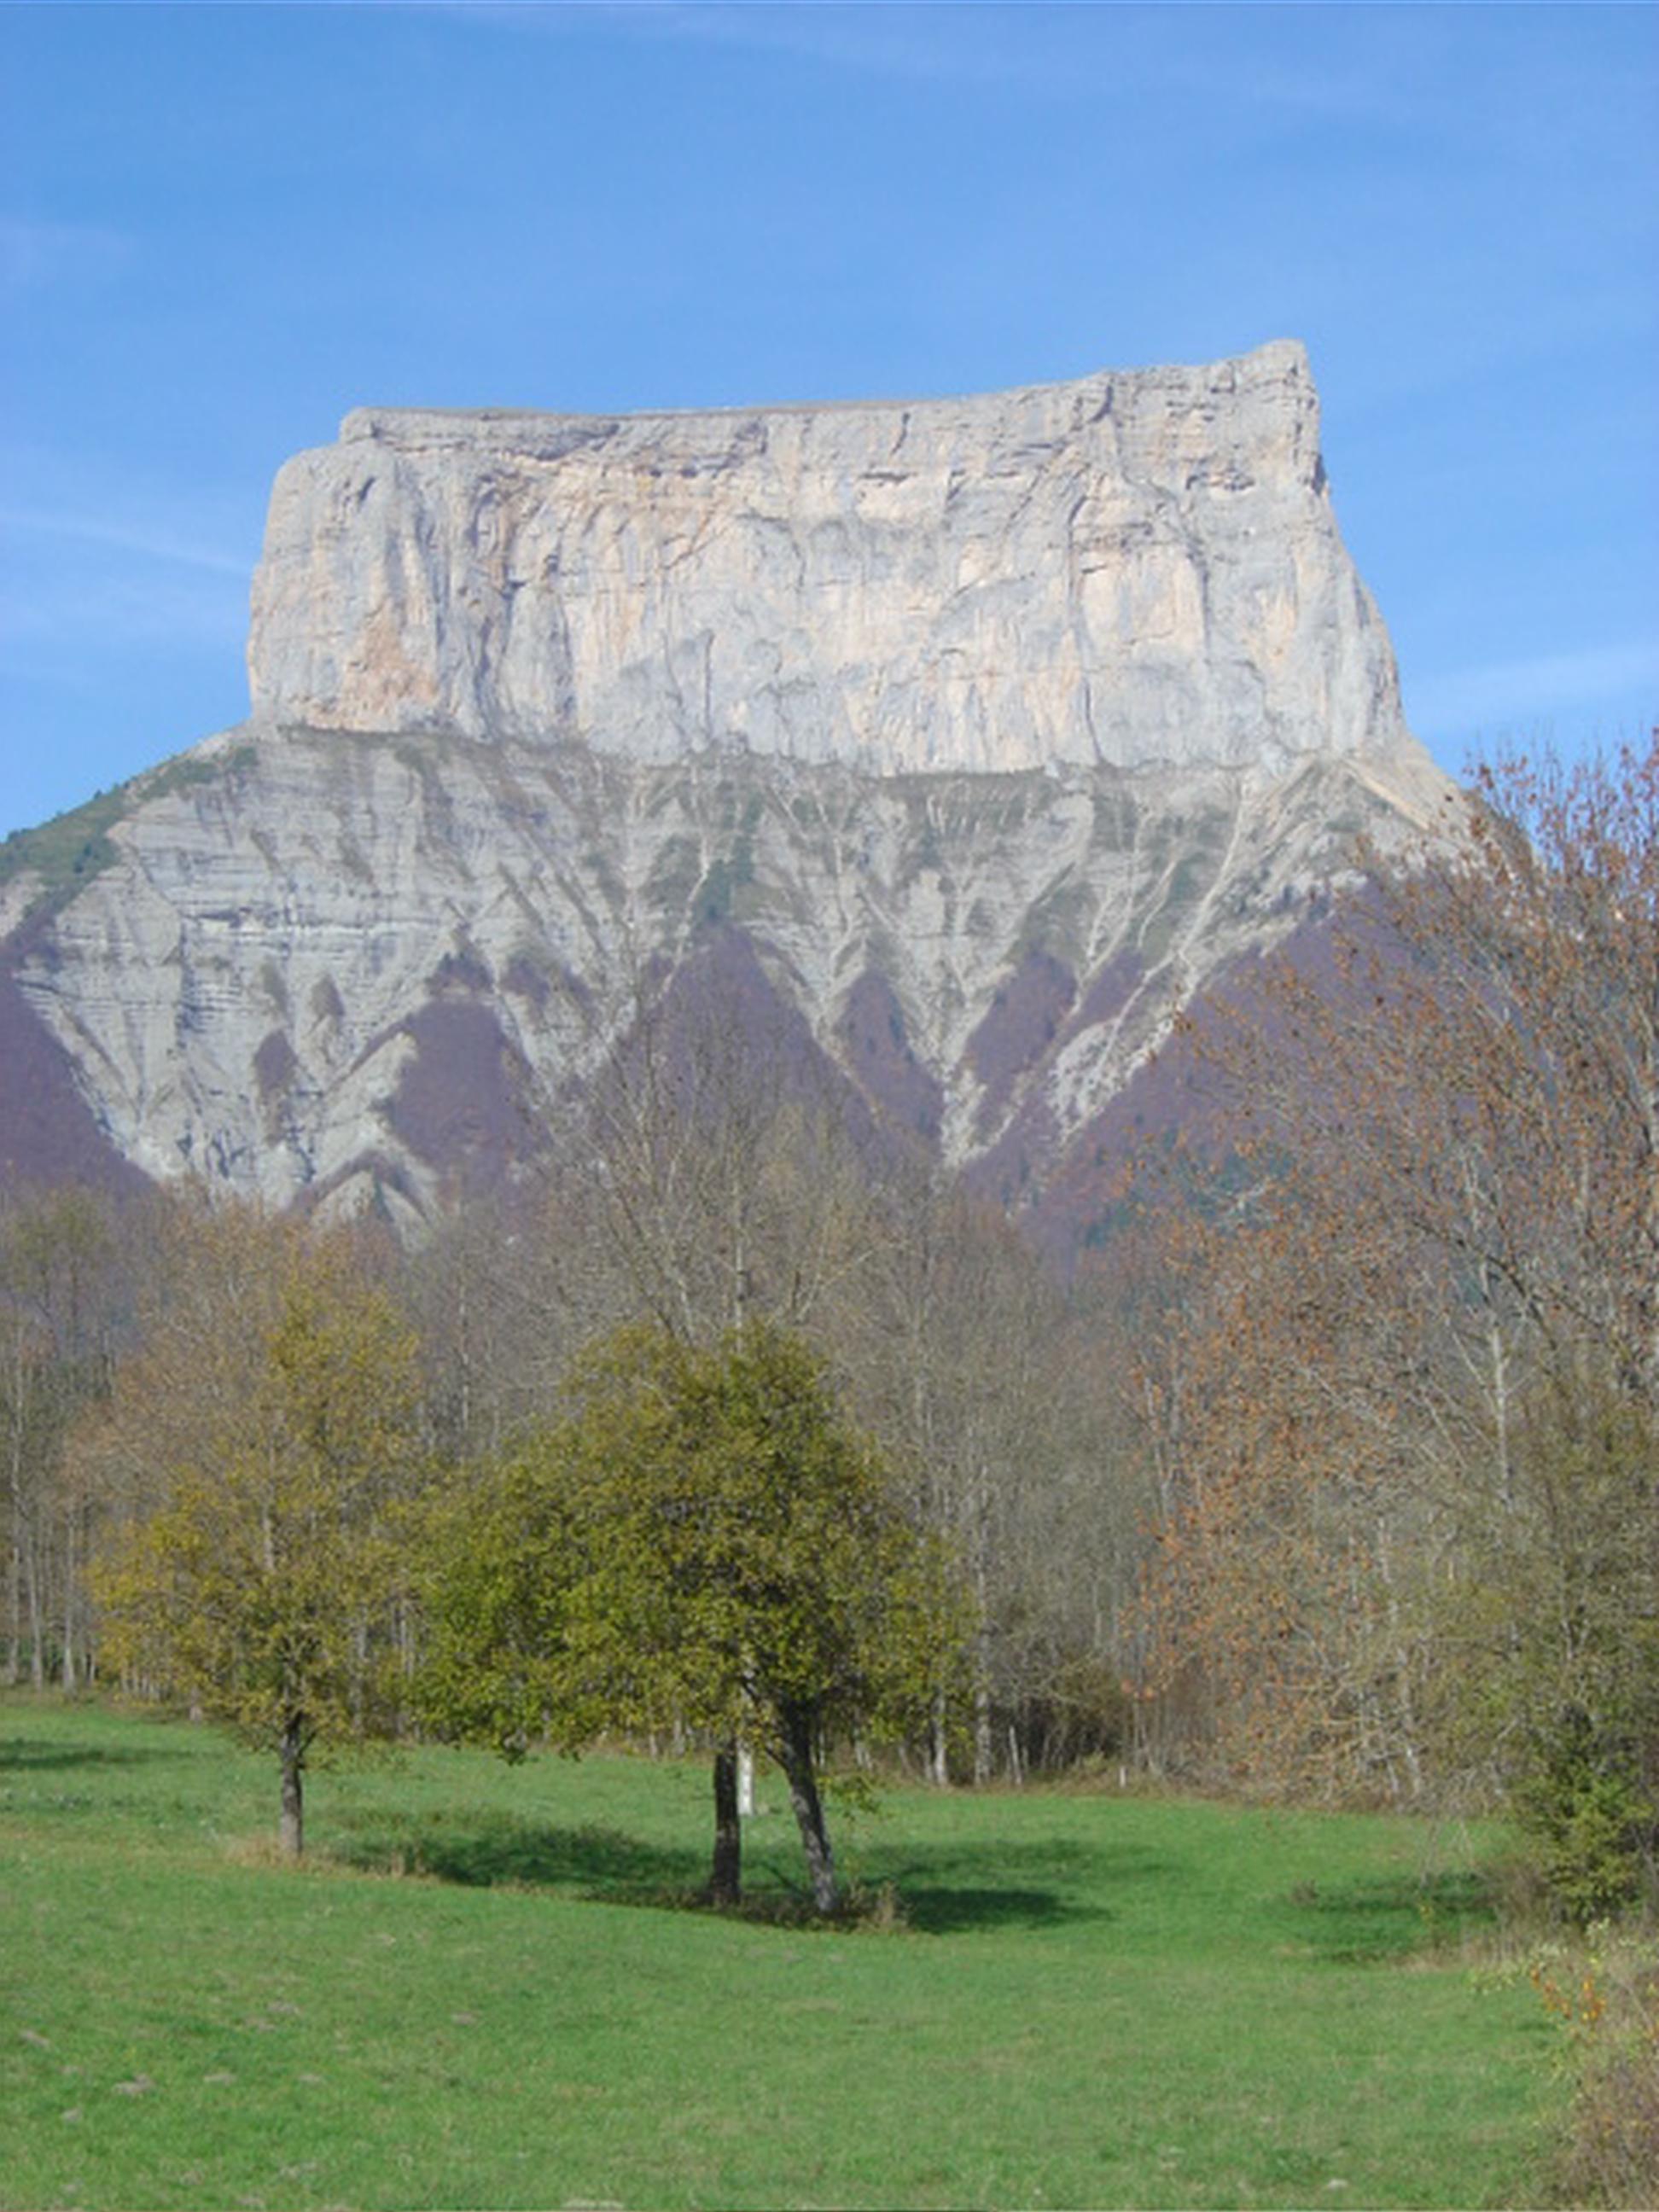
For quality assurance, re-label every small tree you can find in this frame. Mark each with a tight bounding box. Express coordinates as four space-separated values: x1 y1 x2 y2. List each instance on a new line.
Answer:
1425 1371 1659 1921
93 1210 430 1856
422 1320 966 1912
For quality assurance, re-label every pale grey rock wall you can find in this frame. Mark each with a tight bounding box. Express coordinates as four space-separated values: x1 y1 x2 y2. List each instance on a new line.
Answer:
16 725 1450 1220
12 342 1447 1220
247 341 1411 778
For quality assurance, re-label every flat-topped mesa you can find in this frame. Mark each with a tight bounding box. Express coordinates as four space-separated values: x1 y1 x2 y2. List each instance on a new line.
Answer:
246 338 1412 777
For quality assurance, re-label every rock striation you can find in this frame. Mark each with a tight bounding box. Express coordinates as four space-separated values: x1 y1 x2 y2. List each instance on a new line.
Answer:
247 340 1409 778
4 343 1449 1236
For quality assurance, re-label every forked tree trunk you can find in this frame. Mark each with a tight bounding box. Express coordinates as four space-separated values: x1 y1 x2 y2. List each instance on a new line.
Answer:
278 1717 306 1860
707 1744 742 1905
778 1708 838 1915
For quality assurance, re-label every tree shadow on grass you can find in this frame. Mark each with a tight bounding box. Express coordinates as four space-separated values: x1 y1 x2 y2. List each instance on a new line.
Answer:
0 1735 182 1773
328 1807 706 1899
325 1809 1145 1932
874 1882 1085 1934
1284 1868 1499 1963
847 1837 1165 1934
329 1813 1162 1935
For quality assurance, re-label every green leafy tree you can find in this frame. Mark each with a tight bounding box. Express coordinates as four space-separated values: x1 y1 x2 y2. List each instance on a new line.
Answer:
93 1208 431 1856
1426 1372 1659 1921
422 1320 966 1912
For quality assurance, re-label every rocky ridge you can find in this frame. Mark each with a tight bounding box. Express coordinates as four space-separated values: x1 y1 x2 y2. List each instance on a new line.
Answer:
2 343 1449 1234
247 339 1409 778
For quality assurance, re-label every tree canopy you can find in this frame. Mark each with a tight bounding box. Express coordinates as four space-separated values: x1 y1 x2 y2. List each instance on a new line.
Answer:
422 1319 967 1912
93 1208 432 1855
39 740 1658 1928
1132 741 1659 1911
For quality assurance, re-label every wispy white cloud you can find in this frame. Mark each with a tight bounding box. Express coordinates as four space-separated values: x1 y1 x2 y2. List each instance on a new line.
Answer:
446 3 1033 89
542 2 1481 131
1408 641 1659 748
632 3 1063 93
0 461 256 672
448 1 1291 105
0 503 250 579
0 214 134 291
0 564 247 659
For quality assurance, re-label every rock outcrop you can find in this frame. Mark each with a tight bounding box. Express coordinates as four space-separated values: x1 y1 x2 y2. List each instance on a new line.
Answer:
3 343 1449 1237
247 340 1409 778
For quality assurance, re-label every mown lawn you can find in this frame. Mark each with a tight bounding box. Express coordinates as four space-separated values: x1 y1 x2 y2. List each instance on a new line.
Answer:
3 1697 1556 2209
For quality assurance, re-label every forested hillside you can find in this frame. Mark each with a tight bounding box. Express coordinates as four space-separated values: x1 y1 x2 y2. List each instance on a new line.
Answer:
5 743 1655 1926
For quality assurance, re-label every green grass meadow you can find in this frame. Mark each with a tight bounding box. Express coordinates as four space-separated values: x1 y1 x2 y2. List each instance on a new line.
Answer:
3 1698 1557 2209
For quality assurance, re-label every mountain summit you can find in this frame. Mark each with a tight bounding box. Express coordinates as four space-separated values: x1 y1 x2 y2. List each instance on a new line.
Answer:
2 345 1447 1231
247 340 1409 777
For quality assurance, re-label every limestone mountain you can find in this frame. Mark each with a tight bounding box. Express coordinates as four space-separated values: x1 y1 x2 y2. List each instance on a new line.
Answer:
0 341 1451 1239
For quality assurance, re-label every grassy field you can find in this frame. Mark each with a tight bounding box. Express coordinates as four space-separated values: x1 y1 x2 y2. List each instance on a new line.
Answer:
3 1697 1557 2210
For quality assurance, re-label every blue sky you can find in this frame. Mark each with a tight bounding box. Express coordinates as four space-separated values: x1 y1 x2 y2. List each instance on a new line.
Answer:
2 3 1654 838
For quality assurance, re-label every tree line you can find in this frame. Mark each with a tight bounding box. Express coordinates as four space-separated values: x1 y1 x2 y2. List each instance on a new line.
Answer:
3 743 1654 1921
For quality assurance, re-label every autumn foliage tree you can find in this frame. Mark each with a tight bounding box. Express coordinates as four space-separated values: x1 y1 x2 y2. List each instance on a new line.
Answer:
1132 740 1659 1908
1126 1186 1437 1797
92 1201 433 1856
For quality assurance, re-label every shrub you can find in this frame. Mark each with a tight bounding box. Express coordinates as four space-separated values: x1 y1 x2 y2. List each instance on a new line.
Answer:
1514 1712 1656 1929
1534 1933 1659 2208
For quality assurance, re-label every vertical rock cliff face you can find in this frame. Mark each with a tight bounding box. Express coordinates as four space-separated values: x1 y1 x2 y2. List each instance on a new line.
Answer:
247 339 1409 778
3 343 1447 1233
